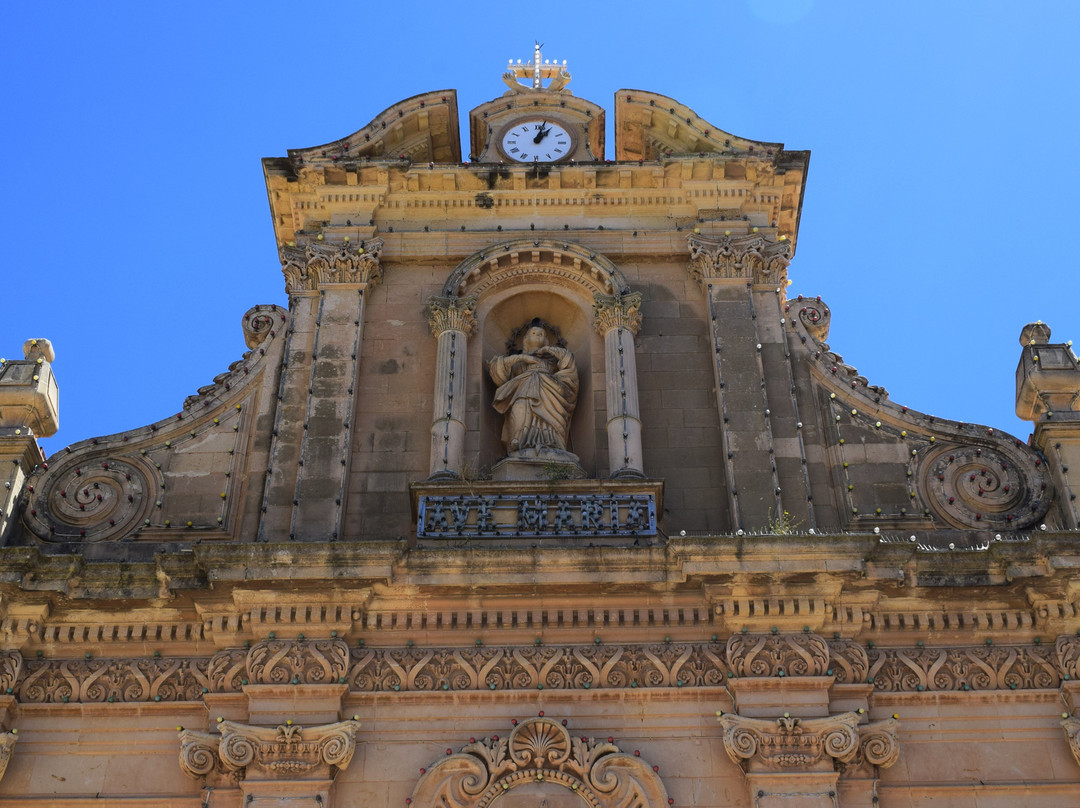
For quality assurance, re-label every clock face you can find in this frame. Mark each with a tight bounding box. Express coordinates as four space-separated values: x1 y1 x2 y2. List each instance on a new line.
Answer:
499 119 574 162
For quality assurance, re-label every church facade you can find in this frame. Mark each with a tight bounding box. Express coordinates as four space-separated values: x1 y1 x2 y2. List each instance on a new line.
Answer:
1 51 1079 807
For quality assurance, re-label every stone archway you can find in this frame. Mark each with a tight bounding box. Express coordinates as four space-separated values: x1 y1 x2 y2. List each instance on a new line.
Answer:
409 717 669 808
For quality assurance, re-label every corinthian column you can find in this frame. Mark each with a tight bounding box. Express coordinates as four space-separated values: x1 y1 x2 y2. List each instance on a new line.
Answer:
593 292 644 478
427 296 477 479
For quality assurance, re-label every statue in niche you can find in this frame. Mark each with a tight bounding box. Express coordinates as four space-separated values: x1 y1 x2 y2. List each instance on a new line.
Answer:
487 319 582 477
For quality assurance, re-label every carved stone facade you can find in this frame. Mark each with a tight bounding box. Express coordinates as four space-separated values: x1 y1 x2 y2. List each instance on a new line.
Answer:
2 56 1080 807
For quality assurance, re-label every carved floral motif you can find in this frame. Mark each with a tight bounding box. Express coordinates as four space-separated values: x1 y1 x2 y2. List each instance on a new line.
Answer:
410 716 668 808
428 295 478 337
1057 636 1080 681
0 653 22 694
719 712 860 771
279 238 383 293
866 645 1060 691
687 232 791 288
726 632 830 677
247 638 349 685
592 292 643 336
826 638 870 684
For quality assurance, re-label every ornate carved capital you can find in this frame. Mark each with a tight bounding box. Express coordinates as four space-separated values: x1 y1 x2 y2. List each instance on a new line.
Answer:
279 238 383 293
726 632 830 677
427 295 478 338
410 715 668 808
719 712 860 772
189 719 362 781
1064 716 1080 770
687 232 791 288
592 292 643 336
0 731 16 784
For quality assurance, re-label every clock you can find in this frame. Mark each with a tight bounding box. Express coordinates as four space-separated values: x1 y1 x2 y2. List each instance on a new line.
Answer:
499 118 574 162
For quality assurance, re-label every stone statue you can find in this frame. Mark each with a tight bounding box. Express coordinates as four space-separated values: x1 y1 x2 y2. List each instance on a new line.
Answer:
488 321 578 457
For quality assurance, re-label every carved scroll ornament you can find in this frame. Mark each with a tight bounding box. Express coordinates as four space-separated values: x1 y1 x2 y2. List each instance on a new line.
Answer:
410 716 669 808
1064 716 1080 770
719 712 860 771
279 238 383 293
179 719 360 781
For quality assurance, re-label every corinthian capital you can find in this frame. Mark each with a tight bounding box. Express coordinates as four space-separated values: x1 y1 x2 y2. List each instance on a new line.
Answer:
279 238 384 294
593 292 643 336
427 295 478 337
687 232 791 288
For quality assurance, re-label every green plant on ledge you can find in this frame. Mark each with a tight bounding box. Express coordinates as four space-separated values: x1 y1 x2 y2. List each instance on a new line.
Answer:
765 508 802 535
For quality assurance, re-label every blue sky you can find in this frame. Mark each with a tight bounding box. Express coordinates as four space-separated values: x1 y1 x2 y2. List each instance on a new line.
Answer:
3 1 1077 457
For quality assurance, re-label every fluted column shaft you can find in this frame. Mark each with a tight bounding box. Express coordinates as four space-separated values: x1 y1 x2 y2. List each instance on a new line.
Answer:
594 293 644 478
427 296 477 479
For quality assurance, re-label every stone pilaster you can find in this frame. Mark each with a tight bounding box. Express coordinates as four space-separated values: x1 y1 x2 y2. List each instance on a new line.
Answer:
0 338 58 545
426 295 477 479
593 292 644 478
261 239 382 541
1016 322 1080 528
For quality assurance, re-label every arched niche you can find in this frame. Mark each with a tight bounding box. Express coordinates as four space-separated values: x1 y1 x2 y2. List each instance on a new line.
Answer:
427 241 645 481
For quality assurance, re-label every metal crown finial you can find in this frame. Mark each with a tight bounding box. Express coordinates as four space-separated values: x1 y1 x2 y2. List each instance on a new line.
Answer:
503 42 571 92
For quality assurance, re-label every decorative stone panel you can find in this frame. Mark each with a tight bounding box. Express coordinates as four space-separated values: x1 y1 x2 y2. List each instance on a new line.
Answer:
410 716 669 808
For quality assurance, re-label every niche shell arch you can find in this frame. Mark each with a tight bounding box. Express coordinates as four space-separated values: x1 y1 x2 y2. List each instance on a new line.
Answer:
427 239 645 480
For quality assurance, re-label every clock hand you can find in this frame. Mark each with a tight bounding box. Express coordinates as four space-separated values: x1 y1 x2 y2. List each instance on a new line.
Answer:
533 122 550 144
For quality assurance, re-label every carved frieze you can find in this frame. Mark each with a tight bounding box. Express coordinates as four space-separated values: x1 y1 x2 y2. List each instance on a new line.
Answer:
866 645 1060 692
726 632 830 677
410 716 668 808
687 232 791 288
719 712 860 771
6 639 1080 703
427 295 478 338
179 719 360 781
279 238 383 293
0 653 22 694
592 292 643 336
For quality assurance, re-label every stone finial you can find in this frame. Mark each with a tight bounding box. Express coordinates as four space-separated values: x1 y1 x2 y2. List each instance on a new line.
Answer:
1020 321 1052 346
22 339 54 363
1016 321 1080 420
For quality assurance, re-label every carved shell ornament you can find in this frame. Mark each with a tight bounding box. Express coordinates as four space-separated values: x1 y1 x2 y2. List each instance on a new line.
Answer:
409 716 669 808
